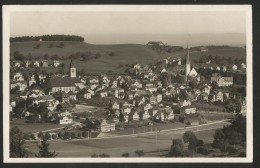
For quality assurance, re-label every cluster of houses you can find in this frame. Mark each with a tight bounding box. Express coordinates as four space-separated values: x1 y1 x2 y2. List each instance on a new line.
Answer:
10 46 246 132
12 60 61 68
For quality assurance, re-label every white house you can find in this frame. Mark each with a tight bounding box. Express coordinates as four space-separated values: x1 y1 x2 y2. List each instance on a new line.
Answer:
241 63 246 69
134 64 141 69
34 61 40 67
84 92 92 99
232 64 238 71
112 102 120 110
53 60 60 67
13 72 24 81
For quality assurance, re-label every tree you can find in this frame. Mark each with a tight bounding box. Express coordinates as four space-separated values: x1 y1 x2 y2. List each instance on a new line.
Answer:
56 104 64 112
70 132 76 139
58 132 63 139
182 131 198 151
10 127 29 158
52 134 57 140
135 150 144 157
45 132 51 140
30 133 36 140
122 152 130 157
212 114 246 150
37 102 49 122
35 137 58 158
169 139 184 157
108 51 115 56
63 131 70 140
43 54 49 60
211 81 218 91
119 112 125 122
82 131 87 138
77 132 82 138
38 132 44 139
189 80 197 89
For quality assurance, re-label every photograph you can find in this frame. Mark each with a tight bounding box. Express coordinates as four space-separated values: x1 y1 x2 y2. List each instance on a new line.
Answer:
3 5 253 163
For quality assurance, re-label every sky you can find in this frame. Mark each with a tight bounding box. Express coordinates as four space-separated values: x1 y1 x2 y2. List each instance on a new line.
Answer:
10 11 247 45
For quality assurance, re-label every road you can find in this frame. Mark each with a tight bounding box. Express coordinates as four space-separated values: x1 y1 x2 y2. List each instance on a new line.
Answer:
26 120 229 157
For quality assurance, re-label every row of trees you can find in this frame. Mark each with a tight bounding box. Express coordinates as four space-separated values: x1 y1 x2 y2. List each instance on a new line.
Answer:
169 131 207 157
212 114 246 153
10 35 84 42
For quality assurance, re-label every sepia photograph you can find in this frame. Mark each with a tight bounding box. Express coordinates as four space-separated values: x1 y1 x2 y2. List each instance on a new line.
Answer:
3 5 253 163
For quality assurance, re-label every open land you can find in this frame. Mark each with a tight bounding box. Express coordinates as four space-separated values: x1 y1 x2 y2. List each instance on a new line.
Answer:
10 41 246 73
25 121 229 157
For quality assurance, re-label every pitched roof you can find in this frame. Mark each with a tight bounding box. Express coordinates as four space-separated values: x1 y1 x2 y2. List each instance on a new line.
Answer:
50 76 81 87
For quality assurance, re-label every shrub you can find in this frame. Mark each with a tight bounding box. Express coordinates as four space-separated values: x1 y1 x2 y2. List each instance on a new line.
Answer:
226 146 238 154
38 132 44 139
58 132 63 139
70 132 76 139
197 146 210 155
169 139 184 157
30 133 36 140
52 134 57 140
23 133 30 140
99 153 110 157
135 150 144 157
77 132 82 138
45 132 51 140
63 131 70 140
108 52 115 56
82 131 87 138
122 152 130 157
91 154 98 157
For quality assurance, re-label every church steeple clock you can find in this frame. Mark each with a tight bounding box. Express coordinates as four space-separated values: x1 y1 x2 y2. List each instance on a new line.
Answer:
70 60 76 78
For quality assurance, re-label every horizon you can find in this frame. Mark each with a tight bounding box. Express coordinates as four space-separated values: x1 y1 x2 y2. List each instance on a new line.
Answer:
10 33 246 47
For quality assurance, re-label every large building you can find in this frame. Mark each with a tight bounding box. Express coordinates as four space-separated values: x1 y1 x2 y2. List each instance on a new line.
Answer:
211 74 233 87
50 60 81 93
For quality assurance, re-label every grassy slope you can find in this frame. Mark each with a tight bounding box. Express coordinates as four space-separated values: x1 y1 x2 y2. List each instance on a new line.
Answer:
10 41 246 73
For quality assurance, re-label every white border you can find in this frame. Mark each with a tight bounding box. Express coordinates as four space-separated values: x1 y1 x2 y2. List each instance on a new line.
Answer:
3 5 253 163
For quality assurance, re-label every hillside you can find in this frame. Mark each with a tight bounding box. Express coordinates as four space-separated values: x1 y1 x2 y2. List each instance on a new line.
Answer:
10 41 246 73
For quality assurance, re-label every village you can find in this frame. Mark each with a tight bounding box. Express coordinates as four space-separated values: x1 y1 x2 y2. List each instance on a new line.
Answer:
9 44 247 139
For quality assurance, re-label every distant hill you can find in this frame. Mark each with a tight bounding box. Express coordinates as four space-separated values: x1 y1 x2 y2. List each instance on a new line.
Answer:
10 41 246 73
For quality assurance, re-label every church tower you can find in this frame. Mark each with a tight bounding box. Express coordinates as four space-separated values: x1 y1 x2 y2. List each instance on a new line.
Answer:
69 60 76 78
185 43 191 81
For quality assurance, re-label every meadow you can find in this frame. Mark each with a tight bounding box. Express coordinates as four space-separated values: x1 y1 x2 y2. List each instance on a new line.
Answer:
10 41 246 73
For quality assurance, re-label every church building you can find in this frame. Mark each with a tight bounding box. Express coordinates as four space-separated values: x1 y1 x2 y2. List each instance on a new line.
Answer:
50 60 82 93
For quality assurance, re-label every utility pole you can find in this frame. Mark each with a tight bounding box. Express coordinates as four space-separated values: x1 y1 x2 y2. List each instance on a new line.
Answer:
155 127 158 146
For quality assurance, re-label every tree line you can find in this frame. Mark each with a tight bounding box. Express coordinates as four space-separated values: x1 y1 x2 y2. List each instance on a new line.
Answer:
10 35 84 42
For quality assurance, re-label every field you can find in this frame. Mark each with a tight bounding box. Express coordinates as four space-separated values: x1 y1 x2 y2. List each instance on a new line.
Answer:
25 121 228 157
10 41 246 73
10 118 71 134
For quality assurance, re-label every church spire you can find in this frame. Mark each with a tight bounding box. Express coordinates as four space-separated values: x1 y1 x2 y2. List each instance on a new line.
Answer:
186 43 190 65
185 43 191 81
